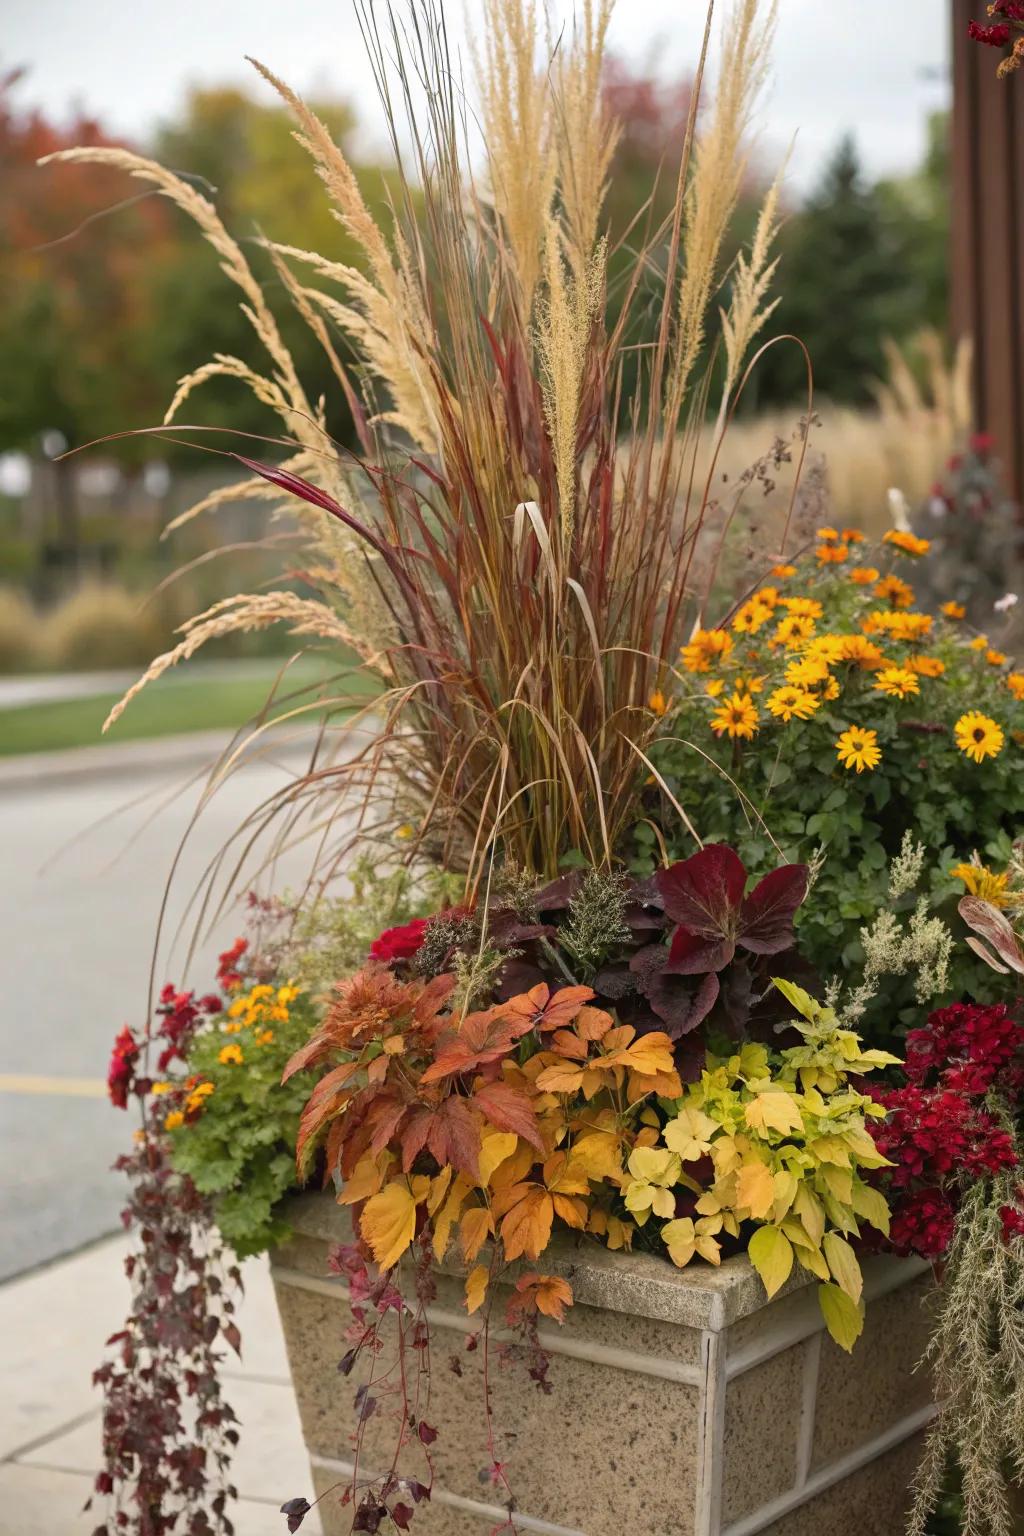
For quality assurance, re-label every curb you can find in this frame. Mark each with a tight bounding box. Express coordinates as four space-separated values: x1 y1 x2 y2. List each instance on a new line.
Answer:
0 730 321 793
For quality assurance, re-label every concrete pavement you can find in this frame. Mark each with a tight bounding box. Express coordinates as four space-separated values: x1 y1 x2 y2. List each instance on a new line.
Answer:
0 1236 323 1535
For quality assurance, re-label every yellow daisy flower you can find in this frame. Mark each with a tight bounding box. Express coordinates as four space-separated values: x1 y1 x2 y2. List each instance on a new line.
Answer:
781 596 824 619
733 673 766 695
873 666 920 699
805 634 847 664
680 628 734 673
850 566 881 586
164 1111 185 1132
774 614 817 649
970 635 988 651
838 634 885 669
732 598 774 634
836 727 882 773
1007 672 1024 701
785 656 831 688
648 690 668 716
218 1044 244 1067
941 601 966 620
767 686 820 722
954 712 1004 763
949 862 1017 907
705 679 725 697
710 692 759 740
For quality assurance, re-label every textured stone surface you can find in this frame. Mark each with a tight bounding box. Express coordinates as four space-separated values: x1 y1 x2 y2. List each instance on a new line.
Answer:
274 1271 700 1536
721 1343 808 1525
753 1433 925 1536
810 1277 936 1472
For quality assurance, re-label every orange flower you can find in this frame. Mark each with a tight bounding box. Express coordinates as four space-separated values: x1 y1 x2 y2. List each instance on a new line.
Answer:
780 596 824 619
838 634 885 669
710 692 759 740
648 690 668 716
883 530 930 557
680 627 734 673
841 528 865 543
873 574 915 609
1007 672 1024 701
817 526 840 542
941 601 966 620
905 654 946 678
850 566 880 586
774 613 817 649
986 648 1008 667
816 542 849 564
772 563 797 578
732 598 774 634
873 666 920 699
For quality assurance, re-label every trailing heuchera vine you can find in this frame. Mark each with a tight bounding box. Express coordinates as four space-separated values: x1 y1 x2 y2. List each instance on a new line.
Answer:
93 950 246 1536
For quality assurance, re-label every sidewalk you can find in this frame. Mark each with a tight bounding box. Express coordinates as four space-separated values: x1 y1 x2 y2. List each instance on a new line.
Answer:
0 1236 323 1535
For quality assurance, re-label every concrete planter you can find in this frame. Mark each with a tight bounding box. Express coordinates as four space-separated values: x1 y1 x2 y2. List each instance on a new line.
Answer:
270 1193 936 1536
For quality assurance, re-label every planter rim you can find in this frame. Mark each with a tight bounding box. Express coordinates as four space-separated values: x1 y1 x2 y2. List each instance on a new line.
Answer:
278 1191 927 1334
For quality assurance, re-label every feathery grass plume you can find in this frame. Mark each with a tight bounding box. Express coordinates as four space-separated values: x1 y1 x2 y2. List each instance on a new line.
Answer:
536 223 605 542
669 0 777 422
471 0 557 315
53 0 793 891
717 154 785 421
908 1171 1024 1536
551 0 619 273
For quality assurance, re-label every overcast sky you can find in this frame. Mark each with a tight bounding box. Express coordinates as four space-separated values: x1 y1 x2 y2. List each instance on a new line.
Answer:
5 0 950 198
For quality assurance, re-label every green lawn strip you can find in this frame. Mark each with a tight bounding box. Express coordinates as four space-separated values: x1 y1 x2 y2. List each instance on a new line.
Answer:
0 656 379 757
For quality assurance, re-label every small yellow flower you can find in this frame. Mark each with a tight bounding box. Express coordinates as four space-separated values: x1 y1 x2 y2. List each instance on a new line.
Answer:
772 563 797 578
836 726 882 773
821 675 841 701
222 1021 244 1035
850 566 881 586
277 985 300 1006
863 610 932 641
164 1110 185 1131
784 656 831 688
150 1081 173 1096
710 692 759 741
905 654 945 678
838 634 885 669
970 634 988 652
941 601 966 620
805 634 847 664
732 673 766 695
255 1029 275 1047
781 596 824 619
1007 672 1024 701
681 628 734 673
817 526 840 542
883 530 931 556
774 614 817 649
395 823 416 841
841 528 865 543
987 648 1008 667
191 1081 214 1099
705 679 725 698
218 1044 244 1067
732 598 774 634
648 689 668 716
767 686 820 722
873 574 915 609
954 712 1005 763
949 861 1017 907
817 542 849 564
873 666 920 699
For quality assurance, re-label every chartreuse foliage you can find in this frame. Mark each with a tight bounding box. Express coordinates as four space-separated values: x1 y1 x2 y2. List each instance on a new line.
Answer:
654 978 898 1348
167 982 319 1256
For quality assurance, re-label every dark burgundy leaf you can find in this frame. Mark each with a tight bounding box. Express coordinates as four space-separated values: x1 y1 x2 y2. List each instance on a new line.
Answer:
406 1480 430 1504
592 963 636 1001
390 1504 414 1531
656 845 746 930
532 872 584 910
665 926 735 975
280 1497 312 1533
738 864 808 955
417 1421 438 1445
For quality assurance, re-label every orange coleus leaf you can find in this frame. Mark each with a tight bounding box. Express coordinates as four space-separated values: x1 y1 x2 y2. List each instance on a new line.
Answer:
459 1205 495 1261
495 1184 553 1261
419 1006 535 1085
533 1058 587 1095
295 1061 361 1174
603 1030 676 1077
502 983 596 1034
399 1096 482 1179
471 1079 544 1152
575 1005 614 1042
507 1273 574 1324
549 1028 589 1061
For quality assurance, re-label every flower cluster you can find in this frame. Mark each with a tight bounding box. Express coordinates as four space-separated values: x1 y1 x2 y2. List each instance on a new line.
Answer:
870 1002 1024 1258
969 3 1024 74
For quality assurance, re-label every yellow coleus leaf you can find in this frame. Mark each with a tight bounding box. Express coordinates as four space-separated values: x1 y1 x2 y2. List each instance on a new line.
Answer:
818 1163 853 1206
360 1180 418 1270
735 1159 775 1220
432 1175 471 1261
822 1232 863 1304
627 1146 680 1185
570 1130 624 1184
795 1245 830 1282
818 1281 864 1353
662 1216 722 1268
604 1030 675 1076
748 1224 794 1299
464 1264 489 1315
745 1091 803 1137
478 1131 518 1188
851 1180 890 1236
338 1149 393 1207
793 1183 825 1248
664 1106 718 1161
809 1135 851 1168
772 1169 799 1220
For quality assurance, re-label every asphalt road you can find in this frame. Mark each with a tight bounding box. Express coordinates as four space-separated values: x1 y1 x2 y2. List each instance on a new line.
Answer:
0 740 326 1281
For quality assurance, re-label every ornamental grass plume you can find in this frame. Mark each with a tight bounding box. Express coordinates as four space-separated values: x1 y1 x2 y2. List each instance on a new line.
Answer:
46 0 788 892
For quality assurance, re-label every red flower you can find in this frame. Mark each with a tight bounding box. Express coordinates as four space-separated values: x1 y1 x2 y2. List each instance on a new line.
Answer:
369 918 430 964
970 431 997 455
968 20 1012 44
107 1026 140 1109
216 937 248 991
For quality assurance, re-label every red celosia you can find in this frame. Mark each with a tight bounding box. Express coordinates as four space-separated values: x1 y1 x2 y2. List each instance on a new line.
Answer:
969 19 1012 44
107 1026 140 1109
369 917 430 964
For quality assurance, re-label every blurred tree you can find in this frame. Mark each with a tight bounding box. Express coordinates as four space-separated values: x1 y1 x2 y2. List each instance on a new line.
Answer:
752 131 949 409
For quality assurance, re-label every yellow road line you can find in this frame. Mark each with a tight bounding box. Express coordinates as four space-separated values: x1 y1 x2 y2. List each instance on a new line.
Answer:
0 1074 106 1098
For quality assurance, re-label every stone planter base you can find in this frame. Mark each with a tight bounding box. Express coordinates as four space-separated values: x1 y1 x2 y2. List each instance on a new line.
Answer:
270 1194 936 1536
